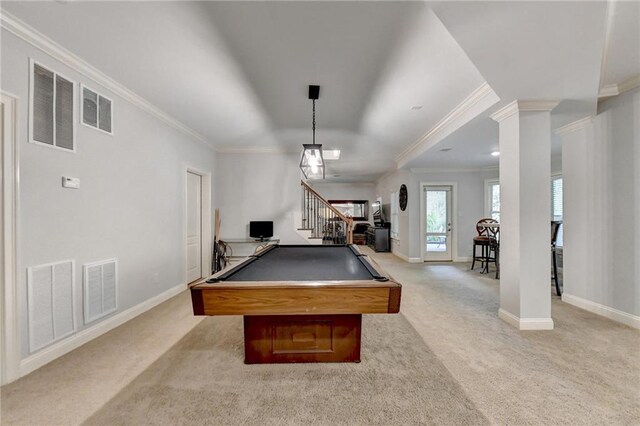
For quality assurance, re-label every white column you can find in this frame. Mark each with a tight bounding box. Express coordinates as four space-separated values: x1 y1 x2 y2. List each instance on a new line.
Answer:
490 100 559 330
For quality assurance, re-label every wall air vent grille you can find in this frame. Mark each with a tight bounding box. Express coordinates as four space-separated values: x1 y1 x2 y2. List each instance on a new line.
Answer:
27 260 76 353
83 259 118 324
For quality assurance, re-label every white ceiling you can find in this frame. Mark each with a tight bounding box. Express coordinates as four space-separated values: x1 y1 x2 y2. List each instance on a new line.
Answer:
2 1 637 182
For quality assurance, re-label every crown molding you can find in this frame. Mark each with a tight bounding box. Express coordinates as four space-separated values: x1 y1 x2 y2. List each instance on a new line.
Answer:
490 100 560 122
410 165 499 174
598 84 619 98
598 75 640 99
394 82 500 169
617 74 640 95
0 11 214 150
553 116 594 137
216 145 299 154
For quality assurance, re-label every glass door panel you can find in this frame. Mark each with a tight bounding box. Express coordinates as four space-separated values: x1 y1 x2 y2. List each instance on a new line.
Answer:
424 186 452 261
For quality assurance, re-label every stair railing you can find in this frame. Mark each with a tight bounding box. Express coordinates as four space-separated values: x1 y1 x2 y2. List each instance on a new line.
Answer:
300 180 353 244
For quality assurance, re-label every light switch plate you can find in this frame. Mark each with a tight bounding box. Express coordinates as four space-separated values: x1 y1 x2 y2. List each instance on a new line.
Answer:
62 176 80 189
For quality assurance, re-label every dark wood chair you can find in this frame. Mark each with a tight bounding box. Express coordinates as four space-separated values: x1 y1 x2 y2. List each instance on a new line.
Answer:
471 218 498 272
551 221 562 296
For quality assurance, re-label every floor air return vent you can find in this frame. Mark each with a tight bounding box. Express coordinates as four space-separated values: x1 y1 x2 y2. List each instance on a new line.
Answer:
27 260 76 353
83 259 118 324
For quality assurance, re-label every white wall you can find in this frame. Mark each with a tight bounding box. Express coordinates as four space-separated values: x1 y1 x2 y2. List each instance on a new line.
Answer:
561 87 639 319
308 182 376 223
215 152 308 244
376 168 498 262
2 31 217 359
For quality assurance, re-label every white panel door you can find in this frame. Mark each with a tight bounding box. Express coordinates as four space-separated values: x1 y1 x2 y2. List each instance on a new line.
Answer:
186 172 202 283
423 186 453 261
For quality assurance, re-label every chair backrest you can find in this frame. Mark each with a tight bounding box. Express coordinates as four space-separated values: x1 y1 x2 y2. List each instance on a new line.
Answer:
476 218 498 237
551 221 562 248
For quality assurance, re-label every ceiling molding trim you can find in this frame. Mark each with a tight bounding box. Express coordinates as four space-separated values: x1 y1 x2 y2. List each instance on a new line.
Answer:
617 74 640 94
216 146 300 155
598 84 620 98
553 116 594 137
598 0 616 94
598 75 640 99
0 11 214 150
394 82 500 169
490 100 560 122
410 166 499 174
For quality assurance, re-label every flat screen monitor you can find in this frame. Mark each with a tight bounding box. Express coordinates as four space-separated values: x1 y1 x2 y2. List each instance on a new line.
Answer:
249 221 274 240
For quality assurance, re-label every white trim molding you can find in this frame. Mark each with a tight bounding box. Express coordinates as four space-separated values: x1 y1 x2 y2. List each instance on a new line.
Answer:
216 146 299 155
562 293 640 330
391 251 421 263
19 284 186 380
553 116 594 137
498 308 554 330
410 166 499 174
395 82 500 168
490 100 560 123
598 75 640 99
1 92 20 385
0 11 213 150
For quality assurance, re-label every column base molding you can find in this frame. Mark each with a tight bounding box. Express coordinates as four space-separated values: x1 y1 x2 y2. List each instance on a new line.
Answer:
499 308 554 330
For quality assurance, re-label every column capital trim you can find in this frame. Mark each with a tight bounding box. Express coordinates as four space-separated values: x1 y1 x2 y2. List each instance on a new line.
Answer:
553 116 594 136
490 100 560 122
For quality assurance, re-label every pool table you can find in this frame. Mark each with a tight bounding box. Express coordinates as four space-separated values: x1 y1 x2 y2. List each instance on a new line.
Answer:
190 244 401 364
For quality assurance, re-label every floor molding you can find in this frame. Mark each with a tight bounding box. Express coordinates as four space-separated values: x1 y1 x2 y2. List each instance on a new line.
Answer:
498 308 554 330
18 283 186 380
391 251 422 263
562 293 640 329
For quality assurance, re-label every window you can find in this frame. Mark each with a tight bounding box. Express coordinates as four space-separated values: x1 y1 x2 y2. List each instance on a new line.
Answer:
484 177 564 246
81 85 113 135
485 180 500 221
552 176 563 247
29 60 75 152
390 192 399 239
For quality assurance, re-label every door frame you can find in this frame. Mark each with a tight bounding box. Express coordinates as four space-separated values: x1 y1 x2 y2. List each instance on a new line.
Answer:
1 92 21 385
184 166 212 286
420 182 458 262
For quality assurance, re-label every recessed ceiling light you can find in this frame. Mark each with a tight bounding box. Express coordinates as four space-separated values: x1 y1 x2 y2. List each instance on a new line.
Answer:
323 149 340 160
491 151 500 156
440 148 452 152
410 105 423 110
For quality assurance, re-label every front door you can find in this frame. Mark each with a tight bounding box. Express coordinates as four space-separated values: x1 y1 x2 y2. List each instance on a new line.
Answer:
186 171 202 283
423 186 453 261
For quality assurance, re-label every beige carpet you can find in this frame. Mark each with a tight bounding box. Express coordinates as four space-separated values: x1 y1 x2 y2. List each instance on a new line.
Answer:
84 314 488 425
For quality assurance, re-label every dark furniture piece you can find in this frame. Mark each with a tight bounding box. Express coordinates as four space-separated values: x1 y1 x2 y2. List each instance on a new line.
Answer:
352 222 370 245
471 218 499 273
190 244 401 364
551 221 562 296
366 226 390 252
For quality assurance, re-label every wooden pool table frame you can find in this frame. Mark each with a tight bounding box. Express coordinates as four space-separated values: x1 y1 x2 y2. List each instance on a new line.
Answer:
190 244 401 364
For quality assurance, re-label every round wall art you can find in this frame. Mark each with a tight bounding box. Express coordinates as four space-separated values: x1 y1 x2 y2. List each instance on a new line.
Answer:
399 184 408 211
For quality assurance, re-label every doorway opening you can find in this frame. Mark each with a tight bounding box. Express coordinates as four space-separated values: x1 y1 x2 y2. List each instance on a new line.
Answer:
421 183 456 262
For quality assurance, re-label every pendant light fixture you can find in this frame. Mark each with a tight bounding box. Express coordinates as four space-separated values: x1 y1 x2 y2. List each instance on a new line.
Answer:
299 85 325 180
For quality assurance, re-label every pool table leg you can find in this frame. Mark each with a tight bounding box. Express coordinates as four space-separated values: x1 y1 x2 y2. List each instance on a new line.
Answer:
243 314 362 364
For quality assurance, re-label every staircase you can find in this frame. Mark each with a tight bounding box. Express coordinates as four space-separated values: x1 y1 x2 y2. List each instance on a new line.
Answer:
298 180 353 244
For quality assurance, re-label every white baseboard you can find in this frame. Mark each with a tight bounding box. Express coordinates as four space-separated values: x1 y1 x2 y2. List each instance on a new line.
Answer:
562 293 640 329
498 308 554 330
19 283 185 379
454 256 472 262
391 251 422 263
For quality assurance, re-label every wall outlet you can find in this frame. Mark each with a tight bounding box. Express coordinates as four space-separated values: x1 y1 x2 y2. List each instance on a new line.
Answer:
62 176 80 189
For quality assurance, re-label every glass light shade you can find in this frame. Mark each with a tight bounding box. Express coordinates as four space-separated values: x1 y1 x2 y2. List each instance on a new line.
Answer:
299 144 325 179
